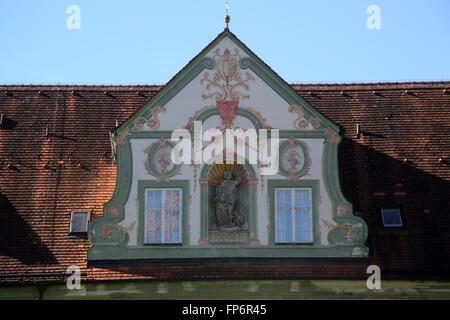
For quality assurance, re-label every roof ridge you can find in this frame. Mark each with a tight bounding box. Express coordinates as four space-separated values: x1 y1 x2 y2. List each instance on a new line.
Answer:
1 81 448 90
291 80 450 87
0 85 164 91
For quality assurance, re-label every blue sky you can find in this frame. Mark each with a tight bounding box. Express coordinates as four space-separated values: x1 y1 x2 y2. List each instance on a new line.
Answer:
0 0 449 84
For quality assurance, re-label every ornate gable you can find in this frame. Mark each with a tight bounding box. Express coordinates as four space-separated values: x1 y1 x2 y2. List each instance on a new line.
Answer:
88 29 369 264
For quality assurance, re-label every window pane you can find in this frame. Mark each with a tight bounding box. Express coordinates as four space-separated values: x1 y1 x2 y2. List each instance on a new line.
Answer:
71 212 88 232
146 190 163 243
155 190 162 208
294 189 312 243
145 188 182 244
276 189 292 243
295 210 312 243
165 209 180 243
276 190 284 208
147 190 162 209
295 189 311 207
277 209 292 242
146 209 162 243
381 209 402 227
165 190 181 209
284 190 291 207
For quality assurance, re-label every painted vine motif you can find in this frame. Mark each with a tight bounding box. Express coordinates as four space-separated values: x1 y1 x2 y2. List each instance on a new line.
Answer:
133 106 166 131
288 104 338 144
101 221 136 238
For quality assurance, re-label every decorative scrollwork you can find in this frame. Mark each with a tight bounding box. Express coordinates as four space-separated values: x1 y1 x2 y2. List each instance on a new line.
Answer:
147 106 166 130
322 218 365 245
117 127 131 145
201 48 254 103
133 116 147 130
101 221 136 238
288 104 305 129
325 128 338 144
310 118 321 130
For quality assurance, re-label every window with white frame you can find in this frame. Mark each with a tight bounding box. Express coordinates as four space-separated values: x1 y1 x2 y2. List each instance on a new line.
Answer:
275 188 313 243
380 208 403 227
69 210 90 234
145 188 182 244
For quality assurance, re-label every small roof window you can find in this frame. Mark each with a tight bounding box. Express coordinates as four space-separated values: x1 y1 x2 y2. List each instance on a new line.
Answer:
380 208 403 227
69 211 91 234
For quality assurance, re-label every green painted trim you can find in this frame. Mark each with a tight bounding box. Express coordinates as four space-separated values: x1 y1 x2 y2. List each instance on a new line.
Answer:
88 141 133 246
200 183 208 239
267 180 319 245
124 105 267 140
248 180 257 239
131 131 175 139
278 130 327 139
89 243 366 260
137 180 190 246
322 141 369 247
193 107 265 131
126 127 327 141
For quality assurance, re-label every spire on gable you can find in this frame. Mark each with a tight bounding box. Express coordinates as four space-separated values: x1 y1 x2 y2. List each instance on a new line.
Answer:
224 1 230 30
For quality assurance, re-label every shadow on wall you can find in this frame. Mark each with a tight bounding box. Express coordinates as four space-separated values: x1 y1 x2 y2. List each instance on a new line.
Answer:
339 138 450 272
0 192 57 266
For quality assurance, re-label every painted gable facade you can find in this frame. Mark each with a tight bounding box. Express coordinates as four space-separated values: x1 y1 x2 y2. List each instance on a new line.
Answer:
87 30 369 263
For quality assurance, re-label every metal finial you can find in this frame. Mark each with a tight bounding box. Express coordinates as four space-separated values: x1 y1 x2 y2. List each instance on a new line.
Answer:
224 1 230 29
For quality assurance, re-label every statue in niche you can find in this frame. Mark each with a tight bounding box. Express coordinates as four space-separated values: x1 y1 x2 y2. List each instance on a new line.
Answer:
214 170 243 231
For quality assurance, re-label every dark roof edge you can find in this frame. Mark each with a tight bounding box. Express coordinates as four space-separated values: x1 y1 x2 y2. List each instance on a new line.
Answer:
292 80 450 90
0 84 163 91
1 80 448 91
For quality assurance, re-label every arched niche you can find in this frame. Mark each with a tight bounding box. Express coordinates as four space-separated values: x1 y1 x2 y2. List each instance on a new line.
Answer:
199 159 258 245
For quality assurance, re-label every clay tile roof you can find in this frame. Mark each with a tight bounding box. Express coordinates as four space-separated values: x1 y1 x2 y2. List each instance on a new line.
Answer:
0 81 449 282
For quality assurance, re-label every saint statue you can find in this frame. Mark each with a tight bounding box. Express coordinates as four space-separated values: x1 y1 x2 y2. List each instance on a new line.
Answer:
214 170 242 231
